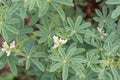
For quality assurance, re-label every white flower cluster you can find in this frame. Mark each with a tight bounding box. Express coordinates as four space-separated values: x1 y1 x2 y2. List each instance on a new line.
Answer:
97 27 108 39
1 41 15 56
53 35 68 49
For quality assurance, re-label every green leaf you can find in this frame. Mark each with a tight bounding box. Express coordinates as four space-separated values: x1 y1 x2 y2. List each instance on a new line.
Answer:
32 52 46 58
67 42 77 52
20 27 33 34
2 28 8 41
111 67 120 80
111 6 120 18
18 58 26 64
98 70 104 79
29 11 39 25
62 64 68 80
49 55 62 61
75 16 82 28
26 59 30 70
70 63 84 78
28 0 36 11
76 48 85 54
95 9 103 18
38 1 49 17
48 13 61 26
6 18 20 24
58 48 65 59
67 17 74 27
8 2 21 15
38 38 47 44
106 0 120 4
53 0 74 6
79 22 91 29
20 7 27 18
75 34 83 43
0 50 3 58
51 2 65 21
31 59 45 72
50 62 62 72
6 26 18 34
8 56 17 75
66 47 77 59
0 55 7 69
36 0 41 8
103 6 107 17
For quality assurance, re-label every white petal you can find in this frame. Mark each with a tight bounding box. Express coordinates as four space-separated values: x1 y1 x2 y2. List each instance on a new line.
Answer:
6 50 11 56
53 35 59 45
53 35 58 40
10 41 15 48
97 27 102 32
103 33 108 36
59 38 63 43
59 38 67 44
53 44 59 49
2 42 9 49
1 48 5 52
63 39 68 44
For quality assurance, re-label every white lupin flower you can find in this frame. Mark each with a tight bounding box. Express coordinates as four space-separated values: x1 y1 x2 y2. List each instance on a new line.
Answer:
59 38 67 44
97 27 108 39
1 41 15 56
53 35 68 49
97 27 102 33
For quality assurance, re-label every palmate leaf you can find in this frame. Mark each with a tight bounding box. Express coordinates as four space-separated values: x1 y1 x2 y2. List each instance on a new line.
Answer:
34 23 58 46
65 16 91 43
50 47 85 80
94 6 117 29
86 49 100 68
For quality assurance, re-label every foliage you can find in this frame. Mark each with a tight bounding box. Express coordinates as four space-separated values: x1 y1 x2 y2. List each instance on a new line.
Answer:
0 0 120 80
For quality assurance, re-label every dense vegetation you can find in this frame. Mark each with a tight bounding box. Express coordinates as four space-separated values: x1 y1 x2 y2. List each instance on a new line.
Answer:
0 0 120 80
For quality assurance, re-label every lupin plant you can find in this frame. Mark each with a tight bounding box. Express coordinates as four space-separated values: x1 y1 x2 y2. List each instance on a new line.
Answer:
0 0 120 80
